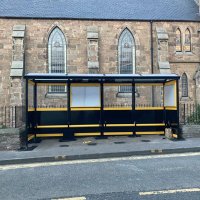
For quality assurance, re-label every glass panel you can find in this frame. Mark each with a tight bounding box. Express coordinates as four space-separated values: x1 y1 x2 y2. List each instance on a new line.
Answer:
104 84 132 108
135 85 163 108
185 29 191 52
37 84 67 108
182 73 188 97
176 29 182 52
49 85 66 93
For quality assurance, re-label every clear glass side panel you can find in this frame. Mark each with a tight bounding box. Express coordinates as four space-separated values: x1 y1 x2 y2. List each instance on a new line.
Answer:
135 85 163 108
103 84 132 109
37 84 67 109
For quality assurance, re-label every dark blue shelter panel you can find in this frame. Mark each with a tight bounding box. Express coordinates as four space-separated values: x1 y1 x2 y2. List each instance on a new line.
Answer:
104 110 132 124
135 110 164 124
70 110 100 125
28 112 35 128
165 110 178 125
36 111 68 125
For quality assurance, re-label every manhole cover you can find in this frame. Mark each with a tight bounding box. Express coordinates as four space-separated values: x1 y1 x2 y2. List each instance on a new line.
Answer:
87 143 97 146
60 145 69 147
114 141 126 144
141 140 150 142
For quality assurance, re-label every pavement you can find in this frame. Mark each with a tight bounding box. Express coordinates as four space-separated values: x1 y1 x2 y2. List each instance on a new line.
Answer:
0 135 200 165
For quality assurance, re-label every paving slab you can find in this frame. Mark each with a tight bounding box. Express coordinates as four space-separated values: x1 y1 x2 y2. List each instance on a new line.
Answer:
0 135 200 165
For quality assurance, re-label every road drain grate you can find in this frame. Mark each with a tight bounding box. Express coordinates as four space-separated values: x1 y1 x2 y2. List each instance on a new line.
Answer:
87 143 97 146
141 140 151 142
60 145 69 147
114 141 126 144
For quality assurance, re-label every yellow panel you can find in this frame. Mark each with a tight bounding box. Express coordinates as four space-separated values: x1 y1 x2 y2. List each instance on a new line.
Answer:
28 80 35 86
174 81 177 107
36 108 68 111
136 131 164 135
106 124 135 127
172 134 178 138
136 123 165 127
28 108 35 112
164 80 176 86
69 124 100 128
71 107 100 111
37 125 68 128
36 133 63 137
104 107 132 110
135 107 164 110
104 132 133 136
74 133 101 137
165 107 177 110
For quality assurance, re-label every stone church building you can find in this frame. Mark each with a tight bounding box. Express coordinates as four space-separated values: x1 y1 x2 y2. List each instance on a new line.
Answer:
0 0 200 109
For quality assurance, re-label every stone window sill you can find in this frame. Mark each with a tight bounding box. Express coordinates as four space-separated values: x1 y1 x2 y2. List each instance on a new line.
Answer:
45 93 67 99
184 52 193 55
175 52 183 55
116 92 132 98
175 52 193 55
180 96 191 101
116 92 140 98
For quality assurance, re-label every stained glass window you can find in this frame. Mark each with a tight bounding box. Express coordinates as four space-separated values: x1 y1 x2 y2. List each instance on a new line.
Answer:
118 29 135 93
182 73 188 97
185 28 191 52
176 28 182 52
48 28 66 93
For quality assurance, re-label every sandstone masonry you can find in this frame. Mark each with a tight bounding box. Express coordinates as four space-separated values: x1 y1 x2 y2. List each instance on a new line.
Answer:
0 19 199 107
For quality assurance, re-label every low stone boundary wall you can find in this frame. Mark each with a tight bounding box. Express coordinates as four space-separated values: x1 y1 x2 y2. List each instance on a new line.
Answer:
0 128 25 150
181 125 200 138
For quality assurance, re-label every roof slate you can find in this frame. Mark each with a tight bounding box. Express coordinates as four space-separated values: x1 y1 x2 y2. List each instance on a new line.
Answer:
0 0 200 21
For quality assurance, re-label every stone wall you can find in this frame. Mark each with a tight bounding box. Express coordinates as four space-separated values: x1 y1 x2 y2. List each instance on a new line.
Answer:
0 19 199 107
0 128 24 150
181 125 200 138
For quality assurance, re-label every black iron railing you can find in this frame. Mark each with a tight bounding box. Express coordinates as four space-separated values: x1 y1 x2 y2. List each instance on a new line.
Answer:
0 106 25 128
180 103 200 125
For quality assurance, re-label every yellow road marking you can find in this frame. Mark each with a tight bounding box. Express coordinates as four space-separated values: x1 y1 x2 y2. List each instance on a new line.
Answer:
1 152 200 171
139 188 200 196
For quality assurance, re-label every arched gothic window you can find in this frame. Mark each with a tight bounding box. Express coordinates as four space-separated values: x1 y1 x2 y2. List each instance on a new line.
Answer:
48 27 66 93
176 28 182 52
118 28 135 92
182 73 188 97
185 28 191 52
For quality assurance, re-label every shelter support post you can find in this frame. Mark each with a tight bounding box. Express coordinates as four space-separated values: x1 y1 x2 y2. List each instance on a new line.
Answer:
33 82 37 142
176 79 181 139
25 78 28 149
131 82 136 136
100 82 105 137
67 80 72 138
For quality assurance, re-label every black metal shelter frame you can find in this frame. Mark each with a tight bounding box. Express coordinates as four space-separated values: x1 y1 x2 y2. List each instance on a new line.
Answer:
24 73 180 145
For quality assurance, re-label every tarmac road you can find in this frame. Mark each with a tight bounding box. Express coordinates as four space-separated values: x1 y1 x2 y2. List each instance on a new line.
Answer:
0 152 200 200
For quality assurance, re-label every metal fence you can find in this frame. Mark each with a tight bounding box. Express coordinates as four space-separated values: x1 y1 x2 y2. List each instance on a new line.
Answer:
0 106 25 128
180 103 200 125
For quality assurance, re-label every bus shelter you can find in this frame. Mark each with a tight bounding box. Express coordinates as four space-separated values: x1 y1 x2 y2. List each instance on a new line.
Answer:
24 73 180 144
